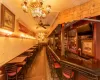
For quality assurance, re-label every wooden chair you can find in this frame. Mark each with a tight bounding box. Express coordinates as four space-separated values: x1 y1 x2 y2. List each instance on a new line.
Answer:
5 64 23 80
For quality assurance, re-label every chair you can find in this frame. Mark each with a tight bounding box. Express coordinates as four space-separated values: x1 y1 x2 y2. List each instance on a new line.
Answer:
5 64 23 80
61 63 74 80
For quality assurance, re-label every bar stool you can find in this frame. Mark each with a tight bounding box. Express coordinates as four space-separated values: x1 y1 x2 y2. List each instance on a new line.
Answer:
51 61 62 80
61 63 74 80
46 49 60 80
46 52 52 70
5 63 24 80
48 54 61 80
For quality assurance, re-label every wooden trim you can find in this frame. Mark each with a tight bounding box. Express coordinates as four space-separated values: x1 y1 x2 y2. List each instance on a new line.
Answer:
1 4 15 32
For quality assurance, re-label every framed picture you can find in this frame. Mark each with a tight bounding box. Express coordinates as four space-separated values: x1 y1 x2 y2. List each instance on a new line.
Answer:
1 4 15 31
81 40 93 56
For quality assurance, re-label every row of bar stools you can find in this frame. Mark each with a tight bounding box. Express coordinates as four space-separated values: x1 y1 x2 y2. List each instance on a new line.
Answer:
4 44 40 80
46 48 62 80
23 45 40 72
5 63 24 80
61 63 74 80
51 55 62 80
46 47 75 80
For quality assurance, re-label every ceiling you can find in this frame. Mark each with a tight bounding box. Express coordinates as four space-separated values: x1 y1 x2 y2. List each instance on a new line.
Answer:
1 0 90 35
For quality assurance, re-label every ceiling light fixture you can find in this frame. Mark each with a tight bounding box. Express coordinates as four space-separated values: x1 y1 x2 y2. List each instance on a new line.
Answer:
21 0 51 18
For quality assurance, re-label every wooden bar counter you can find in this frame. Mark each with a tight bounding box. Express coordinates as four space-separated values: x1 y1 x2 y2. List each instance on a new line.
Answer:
48 46 100 80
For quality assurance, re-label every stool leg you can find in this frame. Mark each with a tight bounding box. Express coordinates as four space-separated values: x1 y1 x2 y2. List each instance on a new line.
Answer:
16 74 17 80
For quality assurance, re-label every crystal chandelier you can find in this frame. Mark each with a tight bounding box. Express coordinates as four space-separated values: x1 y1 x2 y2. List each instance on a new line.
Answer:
21 0 51 18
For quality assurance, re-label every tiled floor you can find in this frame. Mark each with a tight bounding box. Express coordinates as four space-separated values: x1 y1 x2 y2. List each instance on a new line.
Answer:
25 47 52 80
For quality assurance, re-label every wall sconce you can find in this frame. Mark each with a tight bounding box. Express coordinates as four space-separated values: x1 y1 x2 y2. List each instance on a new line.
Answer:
0 29 13 37
0 28 36 39
20 33 36 39
20 34 25 38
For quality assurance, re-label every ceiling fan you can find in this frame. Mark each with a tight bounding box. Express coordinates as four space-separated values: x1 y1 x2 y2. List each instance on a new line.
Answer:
38 20 50 29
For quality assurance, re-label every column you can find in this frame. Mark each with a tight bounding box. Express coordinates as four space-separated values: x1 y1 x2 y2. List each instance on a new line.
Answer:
61 23 65 56
53 33 55 50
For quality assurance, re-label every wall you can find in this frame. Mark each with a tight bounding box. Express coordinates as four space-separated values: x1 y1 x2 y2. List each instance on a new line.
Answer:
0 38 37 66
0 2 37 66
48 0 100 36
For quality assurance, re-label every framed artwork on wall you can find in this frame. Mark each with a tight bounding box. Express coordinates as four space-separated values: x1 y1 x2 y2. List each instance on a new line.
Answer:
81 40 93 56
1 4 15 31
68 29 77 53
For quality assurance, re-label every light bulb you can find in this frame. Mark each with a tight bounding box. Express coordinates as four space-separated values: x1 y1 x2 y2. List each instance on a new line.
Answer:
22 4 28 12
46 5 51 13
32 0 37 2
42 13 46 17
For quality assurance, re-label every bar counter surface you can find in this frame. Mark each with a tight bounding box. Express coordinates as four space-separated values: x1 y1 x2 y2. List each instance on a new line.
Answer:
48 46 100 80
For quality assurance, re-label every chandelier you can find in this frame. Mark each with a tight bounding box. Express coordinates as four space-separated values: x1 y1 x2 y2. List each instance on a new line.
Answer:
21 0 51 18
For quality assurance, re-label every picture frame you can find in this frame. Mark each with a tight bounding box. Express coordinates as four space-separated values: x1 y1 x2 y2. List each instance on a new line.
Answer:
68 29 77 53
1 4 15 31
81 40 93 56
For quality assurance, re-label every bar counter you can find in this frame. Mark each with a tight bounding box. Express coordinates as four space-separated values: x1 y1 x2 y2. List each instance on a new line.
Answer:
48 46 100 80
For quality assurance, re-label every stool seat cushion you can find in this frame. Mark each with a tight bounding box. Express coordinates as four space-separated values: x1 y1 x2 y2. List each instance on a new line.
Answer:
8 67 22 76
62 71 74 79
53 63 61 68
63 72 71 79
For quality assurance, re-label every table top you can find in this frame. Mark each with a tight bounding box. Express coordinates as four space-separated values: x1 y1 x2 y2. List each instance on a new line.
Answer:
20 53 33 57
26 49 33 52
30 47 36 48
8 56 27 63
33 45 38 47
31 47 37 49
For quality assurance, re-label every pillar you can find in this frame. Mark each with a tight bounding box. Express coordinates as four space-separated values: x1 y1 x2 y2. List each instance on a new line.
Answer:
53 33 55 50
61 23 65 56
